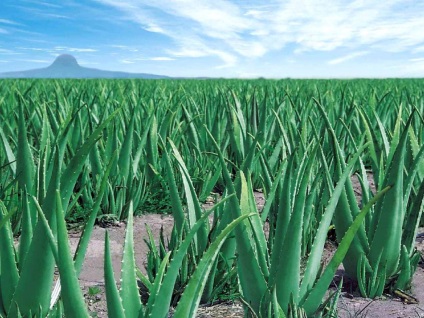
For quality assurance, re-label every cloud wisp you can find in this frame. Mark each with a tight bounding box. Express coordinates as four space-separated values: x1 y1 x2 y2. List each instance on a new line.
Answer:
18 58 50 63
0 18 21 26
54 46 97 53
150 57 174 61
328 51 369 65
15 46 98 54
119 56 175 64
2 0 424 77
92 0 424 68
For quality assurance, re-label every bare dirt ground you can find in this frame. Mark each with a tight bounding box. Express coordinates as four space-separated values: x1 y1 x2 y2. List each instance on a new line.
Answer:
68 176 424 317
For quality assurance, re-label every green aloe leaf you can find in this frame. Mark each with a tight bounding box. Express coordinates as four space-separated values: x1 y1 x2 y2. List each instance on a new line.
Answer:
271 151 315 311
148 195 234 318
145 252 171 317
173 213 254 318
205 127 268 313
54 190 90 317
12 110 118 316
120 201 143 316
17 102 35 195
0 125 16 176
9 150 61 317
61 108 120 213
74 151 117 274
0 201 19 315
161 138 185 234
299 142 369 298
301 186 391 315
145 114 159 182
369 113 415 276
18 189 33 270
169 139 209 253
118 115 135 179
104 231 126 318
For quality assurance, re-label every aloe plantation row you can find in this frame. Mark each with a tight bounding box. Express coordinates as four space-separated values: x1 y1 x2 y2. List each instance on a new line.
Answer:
0 78 423 317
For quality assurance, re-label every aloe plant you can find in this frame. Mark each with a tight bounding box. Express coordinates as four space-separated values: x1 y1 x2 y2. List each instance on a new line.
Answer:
205 125 389 316
0 105 118 317
0 189 95 318
2 78 422 224
103 198 252 318
318 100 424 297
143 138 241 305
0 78 423 317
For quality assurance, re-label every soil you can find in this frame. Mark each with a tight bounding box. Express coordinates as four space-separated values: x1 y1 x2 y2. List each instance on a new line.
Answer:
66 176 424 318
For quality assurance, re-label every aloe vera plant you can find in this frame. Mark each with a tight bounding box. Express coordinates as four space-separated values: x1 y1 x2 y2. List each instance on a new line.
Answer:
319 101 424 297
0 189 95 318
0 78 423 317
2 78 421 224
143 138 242 305
0 106 118 317
103 199 252 318
205 125 389 316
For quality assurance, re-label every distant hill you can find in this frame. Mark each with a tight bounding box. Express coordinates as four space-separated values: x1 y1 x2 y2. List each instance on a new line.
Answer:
0 54 169 79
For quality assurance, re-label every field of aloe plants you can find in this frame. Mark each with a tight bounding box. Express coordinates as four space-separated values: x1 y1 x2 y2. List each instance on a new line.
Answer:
0 78 423 317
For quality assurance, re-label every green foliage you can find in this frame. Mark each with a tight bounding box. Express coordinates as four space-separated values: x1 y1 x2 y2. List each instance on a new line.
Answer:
0 78 423 317
320 104 424 297
103 198 251 318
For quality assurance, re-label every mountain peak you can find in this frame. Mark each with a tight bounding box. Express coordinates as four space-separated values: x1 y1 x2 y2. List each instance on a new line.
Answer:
51 54 79 68
0 53 168 79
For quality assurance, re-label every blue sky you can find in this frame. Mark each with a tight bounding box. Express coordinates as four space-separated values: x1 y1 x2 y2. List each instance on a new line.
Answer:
1 0 424 78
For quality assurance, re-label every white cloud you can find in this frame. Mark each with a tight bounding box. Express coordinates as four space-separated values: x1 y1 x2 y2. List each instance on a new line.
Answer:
117 56 175 64
0 19 21 26
94 0 249 65
54 46 97 52
170 48 207 58
16 46 98 55
410 57 424 62
210 50 238 68
120 59 135 64
168 40 238 68
0 28 9 34
13 2 67 19
85 0 424 69
22 0 62 8
245 10 267 18
18 59 50 63
328 51 369 65
110 45 139 52
412 46 424 53
145 24 166 34
17 47 48 51
46 14 69 19
150 57 174 61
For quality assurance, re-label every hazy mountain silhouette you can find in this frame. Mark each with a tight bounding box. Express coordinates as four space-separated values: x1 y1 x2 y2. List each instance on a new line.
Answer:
0 54 169 79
